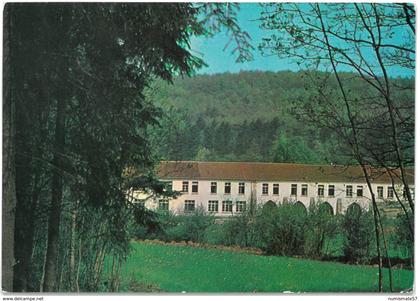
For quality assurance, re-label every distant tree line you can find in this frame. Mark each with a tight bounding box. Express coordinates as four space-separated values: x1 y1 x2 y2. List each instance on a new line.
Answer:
149 71 413 166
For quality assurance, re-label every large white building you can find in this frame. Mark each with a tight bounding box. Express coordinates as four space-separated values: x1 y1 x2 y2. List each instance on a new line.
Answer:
132 161 414 216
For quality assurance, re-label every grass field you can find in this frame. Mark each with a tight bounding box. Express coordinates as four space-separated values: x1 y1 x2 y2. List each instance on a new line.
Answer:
113 242 414 293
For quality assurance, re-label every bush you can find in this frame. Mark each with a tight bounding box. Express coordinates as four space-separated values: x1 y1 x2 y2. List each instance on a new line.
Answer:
256 203 307 256
138 207 216 243
304 202 339 258
392 211 414 260
342 204 374 263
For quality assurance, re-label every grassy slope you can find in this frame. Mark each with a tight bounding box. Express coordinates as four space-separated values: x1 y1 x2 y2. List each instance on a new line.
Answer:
116 242 413 293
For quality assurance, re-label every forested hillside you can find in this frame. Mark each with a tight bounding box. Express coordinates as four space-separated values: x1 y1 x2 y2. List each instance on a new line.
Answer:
149 71 414 164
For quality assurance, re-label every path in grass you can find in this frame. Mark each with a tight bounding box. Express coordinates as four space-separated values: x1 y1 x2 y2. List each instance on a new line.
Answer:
117 242 413 293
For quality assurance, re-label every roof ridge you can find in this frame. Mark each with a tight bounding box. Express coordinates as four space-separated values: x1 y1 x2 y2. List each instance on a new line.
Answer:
160 160 360 168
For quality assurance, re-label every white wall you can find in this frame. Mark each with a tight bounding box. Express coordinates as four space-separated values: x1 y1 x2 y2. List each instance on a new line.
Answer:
133 179 411 216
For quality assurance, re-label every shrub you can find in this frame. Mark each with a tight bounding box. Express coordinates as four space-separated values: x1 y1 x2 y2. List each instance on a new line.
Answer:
342 204 374 263
218 210 261 248
392 211 414 260
304 202 339 258
256 203 306 256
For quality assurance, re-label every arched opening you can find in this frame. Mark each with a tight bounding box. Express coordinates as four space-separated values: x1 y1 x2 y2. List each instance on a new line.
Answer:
263 200 277 210
319 202 334 215
346 202 362 216
294 201 307 214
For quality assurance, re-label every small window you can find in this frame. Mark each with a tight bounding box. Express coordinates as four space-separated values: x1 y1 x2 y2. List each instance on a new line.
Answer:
328 185 335 197
208 200 219 212
387 186 394 199
182 181 189 193
192 181 198 193
301 184 308 196
377 186 384 198
238 182 245 194
210 182 217 194
273 184 279 195
158 200 169 211
291 184 297 196
262 183 269 195
356 186 363 197
346 185 353 197
224 182 231 194
236 201 246 212
318 185 324 196
184 200 195 212
222 200 233 212
164 181 173 192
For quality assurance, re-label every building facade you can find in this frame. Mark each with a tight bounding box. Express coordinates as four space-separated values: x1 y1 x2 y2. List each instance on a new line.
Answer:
132 161 414 216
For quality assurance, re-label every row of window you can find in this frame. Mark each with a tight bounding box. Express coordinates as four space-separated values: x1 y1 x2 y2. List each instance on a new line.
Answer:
335 185 395 198
176 181 396 199
158 199 246 213
187 200 246 213
181 181 246 195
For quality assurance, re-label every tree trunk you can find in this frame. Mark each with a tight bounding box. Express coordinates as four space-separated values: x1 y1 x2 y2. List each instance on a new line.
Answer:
42 97 66 292
316 6 384 290
69 203 77 291
2 4 17 292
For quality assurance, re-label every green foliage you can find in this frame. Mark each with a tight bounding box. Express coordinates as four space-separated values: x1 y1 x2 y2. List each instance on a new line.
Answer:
167 208 215 243
133 208 216 243
304 202 339 258
132 201 411 267
148 70 413 164
272 134 320 164
342 204 375 264
219 210 261 248
256 203 307 255
9 2 253 292
392 212 414 260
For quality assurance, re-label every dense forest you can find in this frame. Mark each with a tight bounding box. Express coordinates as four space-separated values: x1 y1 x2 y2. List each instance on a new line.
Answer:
149 71 414 165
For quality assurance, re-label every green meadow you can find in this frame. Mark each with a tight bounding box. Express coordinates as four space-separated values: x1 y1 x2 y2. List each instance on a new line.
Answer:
112 242 414 293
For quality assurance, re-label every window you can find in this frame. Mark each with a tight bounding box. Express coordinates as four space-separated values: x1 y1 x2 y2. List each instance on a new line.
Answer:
182 181 189 193
184 200 195 212
192 181 198 193
238 182 245 194
222 200 233 212
387 186 394 199
236 201 246 212
328 185 335 197
262 183 269 195
208 200 219 212
164 181 173 192
318 185 324 196
224 182 231 194
273 184 279 195
346 185 353 197
291 184 297 196
301 184 308 196
377 186 384 198
210 182 217 194
356 186 363 197
158 200 169 211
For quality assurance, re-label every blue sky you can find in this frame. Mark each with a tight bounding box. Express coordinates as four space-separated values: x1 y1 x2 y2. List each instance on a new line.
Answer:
190 3 296 74
190 3 414 78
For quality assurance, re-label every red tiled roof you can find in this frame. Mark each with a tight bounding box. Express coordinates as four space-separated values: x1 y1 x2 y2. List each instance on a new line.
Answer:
157 161 414 184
